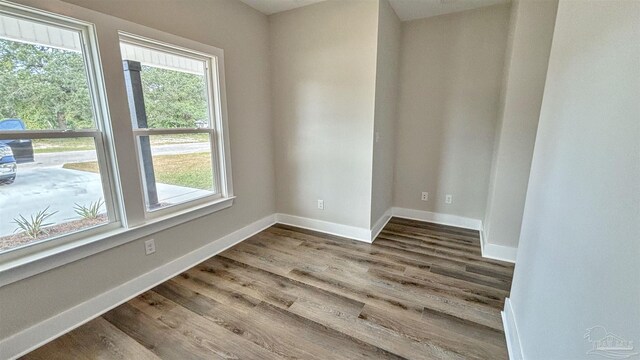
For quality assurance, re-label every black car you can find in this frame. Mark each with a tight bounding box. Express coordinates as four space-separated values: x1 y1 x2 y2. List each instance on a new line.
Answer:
0 118 34 163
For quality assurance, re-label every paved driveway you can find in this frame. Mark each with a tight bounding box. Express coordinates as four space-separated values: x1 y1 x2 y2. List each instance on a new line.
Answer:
21 142 210 168
0 143 212 237
0 168 105 236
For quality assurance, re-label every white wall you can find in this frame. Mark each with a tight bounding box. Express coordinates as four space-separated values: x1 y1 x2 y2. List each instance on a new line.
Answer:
508 1 640 358
0 0 275 341
393 4 510 221
483 0 558 249
370 0 401 225
270 0 379 230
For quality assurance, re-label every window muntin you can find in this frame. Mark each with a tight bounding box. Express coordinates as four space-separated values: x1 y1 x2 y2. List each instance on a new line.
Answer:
120 35 224 214
0 9 117 254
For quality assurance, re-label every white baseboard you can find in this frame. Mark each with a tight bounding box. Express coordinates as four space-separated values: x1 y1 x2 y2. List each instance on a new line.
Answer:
502 297 524 360
391 207 482 230
275 213 372 243
0 214 277 360
481 229 517 263
276 210 392 243
370 208 392 241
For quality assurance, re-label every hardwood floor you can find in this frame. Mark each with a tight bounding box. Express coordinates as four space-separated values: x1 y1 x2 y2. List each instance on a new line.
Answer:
23 218 514 360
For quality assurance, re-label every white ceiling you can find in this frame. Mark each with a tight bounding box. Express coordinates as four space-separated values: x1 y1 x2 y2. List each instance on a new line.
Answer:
388 0 510 21
239 0 509 21
238 0 325 15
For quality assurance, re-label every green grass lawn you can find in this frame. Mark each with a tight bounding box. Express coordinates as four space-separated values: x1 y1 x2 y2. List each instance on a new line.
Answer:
33 138 95 153
63 152 214 190
34 134 209 154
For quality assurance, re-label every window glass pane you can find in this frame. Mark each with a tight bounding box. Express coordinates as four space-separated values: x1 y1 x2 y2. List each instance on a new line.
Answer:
0 137 109 252
0 13 97 130
120 41 210 129
136 134 215 211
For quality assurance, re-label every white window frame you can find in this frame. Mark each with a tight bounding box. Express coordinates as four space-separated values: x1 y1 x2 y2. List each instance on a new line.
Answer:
118 33 233 219
0 4 122 262
0 1 234 287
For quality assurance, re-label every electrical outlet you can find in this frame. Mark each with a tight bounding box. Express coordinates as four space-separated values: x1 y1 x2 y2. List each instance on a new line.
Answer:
144 239 156 255
317 199 324 210
445 194 453 204
421 192 429 201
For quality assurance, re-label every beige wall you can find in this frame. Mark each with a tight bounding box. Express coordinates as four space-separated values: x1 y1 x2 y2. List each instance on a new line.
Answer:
510 1 640 357
483 0 558 249
393 4 511 220
0 0 275 340
370 0 401 224
270 0 379 229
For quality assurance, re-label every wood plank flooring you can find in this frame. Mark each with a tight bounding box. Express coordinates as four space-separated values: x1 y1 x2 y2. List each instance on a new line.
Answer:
23 217 514 359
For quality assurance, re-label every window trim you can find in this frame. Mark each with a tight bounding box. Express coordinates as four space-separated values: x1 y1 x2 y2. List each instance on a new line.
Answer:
0 1 235 286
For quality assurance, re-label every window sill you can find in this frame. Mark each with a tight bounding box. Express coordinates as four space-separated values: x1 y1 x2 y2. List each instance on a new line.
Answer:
0 196 234 287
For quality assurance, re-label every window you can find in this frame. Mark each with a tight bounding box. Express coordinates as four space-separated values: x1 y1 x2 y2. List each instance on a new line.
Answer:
0 2 233 281
119 34 230 215
0 8 117 253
